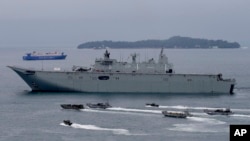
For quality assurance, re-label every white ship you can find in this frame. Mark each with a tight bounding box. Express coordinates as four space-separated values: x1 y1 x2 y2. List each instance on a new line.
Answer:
8 49 236 94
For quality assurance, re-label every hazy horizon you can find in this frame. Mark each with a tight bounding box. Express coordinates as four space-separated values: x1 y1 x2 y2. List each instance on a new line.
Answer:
0 0 249 48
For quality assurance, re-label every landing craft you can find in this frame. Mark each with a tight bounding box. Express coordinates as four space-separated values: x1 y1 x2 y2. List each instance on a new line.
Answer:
204 108 233 115
61 104 84 110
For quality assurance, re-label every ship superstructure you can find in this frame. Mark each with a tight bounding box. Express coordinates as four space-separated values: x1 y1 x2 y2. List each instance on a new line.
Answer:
92 49 173 74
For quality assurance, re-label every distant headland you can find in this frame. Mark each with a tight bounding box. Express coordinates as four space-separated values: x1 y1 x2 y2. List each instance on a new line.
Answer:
77 36 240 49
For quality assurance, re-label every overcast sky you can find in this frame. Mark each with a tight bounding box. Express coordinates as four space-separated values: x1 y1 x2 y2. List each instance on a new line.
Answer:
0 0 249 48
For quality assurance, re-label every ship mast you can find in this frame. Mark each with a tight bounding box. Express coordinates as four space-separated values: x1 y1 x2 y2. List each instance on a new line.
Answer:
104 50 110 59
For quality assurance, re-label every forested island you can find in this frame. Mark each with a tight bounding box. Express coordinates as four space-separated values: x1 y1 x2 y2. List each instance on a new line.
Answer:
77 36 240 49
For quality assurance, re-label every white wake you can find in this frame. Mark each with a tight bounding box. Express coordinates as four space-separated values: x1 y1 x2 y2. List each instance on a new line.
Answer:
60 123 130 135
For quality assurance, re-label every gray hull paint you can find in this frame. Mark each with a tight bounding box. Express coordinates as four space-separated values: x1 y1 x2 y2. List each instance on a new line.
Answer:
8 66 235 94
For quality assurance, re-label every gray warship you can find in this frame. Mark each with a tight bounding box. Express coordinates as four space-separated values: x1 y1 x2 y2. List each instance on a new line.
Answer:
8 49 236 94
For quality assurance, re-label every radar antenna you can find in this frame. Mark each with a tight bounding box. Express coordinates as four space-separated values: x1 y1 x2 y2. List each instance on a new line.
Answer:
130 53 139 63
104 50 110 59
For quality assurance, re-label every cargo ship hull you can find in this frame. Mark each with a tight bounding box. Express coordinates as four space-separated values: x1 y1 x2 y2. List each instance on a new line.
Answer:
23 55 66 60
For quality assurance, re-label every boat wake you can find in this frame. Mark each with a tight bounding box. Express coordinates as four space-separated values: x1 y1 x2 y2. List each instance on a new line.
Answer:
159 105 218 110
240 46 249 49
107 107 162 114
168 123 227 133
81 108 119 114
81 107 162 115
168 116 227 133
60 123 147 136
231 114 250 118
81 105 250 120
187 117 226 124
159 105 250 113
231 108 250 113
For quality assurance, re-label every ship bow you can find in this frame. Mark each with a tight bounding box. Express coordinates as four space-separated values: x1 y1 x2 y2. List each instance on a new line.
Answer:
7 66 38 90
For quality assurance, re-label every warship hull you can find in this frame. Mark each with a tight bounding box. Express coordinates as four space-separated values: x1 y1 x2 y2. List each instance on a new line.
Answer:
8 66 235 94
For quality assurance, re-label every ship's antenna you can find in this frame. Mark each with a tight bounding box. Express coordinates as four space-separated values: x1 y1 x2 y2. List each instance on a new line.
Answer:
119 52 121 62
160 48 164 58
144 49 147 62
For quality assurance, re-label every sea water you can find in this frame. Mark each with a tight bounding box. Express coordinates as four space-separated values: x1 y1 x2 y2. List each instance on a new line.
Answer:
0 47 250 141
